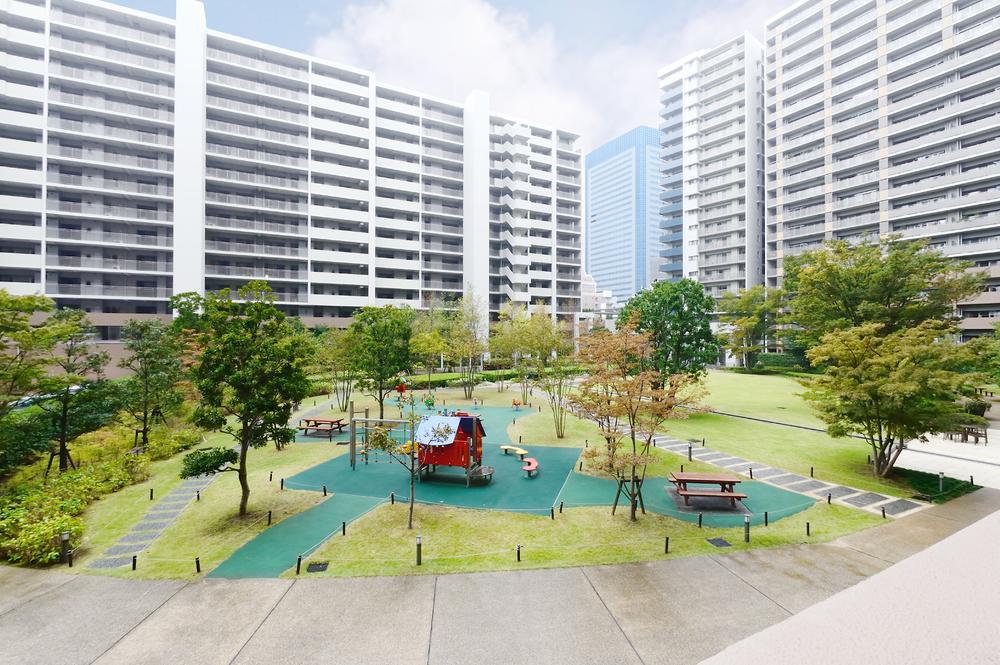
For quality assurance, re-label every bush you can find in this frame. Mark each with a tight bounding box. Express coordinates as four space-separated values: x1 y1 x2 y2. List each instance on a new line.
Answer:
756 353 799 369
145 427 203 461
0 455 149 565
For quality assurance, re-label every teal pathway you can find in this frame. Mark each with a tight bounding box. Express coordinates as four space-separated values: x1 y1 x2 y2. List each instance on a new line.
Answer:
558 473 814 527
209 493 383 579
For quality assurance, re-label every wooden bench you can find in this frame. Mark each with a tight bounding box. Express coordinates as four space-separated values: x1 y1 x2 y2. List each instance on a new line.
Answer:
522 457 539 477
298 425 336 441
675 488 747 507
500 445 528 459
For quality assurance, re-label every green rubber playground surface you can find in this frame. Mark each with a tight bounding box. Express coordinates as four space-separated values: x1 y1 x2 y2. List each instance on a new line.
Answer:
285 442 583 515
209 493 384 579
559 474 814 527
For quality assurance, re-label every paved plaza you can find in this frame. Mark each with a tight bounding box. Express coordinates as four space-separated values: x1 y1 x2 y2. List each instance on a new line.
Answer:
1 489 996 665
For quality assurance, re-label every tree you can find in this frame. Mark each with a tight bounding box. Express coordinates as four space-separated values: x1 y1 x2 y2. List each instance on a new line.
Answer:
350 306 413 419
784 237 982 349
174 282 312 516
0 291 67 420
618 279 719 377
572 324 704 520
804 321 982 477
364 395 453 529
492 304 533 403
446 297 486 400
314 328 359 412
117 319 184 449
529 311 577 438
718 286 783 368
33 309 117 474
410 330 445 392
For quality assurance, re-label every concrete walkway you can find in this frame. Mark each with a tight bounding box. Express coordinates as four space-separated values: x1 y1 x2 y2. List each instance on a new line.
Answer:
1 489 996 665
897 432 1000 489
87 476 216 569
653 435 926 518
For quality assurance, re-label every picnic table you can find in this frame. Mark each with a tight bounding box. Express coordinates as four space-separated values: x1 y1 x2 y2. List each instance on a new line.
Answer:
668 472 747 507
297 417 345 441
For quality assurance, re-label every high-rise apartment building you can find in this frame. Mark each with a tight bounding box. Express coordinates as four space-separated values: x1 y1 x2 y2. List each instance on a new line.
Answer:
0 0 583 339
658 33 766 299
765 0 1000 337
584 126 663 303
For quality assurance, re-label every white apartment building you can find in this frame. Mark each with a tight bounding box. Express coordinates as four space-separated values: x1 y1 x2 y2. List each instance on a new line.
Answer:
765 0 1000 337
658 33 766 300
0 0 583 339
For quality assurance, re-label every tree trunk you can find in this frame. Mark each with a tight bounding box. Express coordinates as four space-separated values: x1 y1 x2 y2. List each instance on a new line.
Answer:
629 474 637 522
58 398 70 472
238 441 250 516
408 455 415 529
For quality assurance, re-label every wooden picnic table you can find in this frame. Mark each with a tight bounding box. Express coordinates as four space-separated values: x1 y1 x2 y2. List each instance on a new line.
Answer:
297 417 346 440
668 472 747 507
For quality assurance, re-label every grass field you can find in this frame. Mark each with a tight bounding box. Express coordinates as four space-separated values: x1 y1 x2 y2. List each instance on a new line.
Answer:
67 372 964 579
293 500 883 578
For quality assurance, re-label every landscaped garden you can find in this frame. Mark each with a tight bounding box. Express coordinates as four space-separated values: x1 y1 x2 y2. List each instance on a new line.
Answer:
0 237 992 580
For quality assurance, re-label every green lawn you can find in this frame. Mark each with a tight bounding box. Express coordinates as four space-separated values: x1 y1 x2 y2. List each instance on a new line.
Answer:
699 370 822 428
76 434 342 579
293 499 883 578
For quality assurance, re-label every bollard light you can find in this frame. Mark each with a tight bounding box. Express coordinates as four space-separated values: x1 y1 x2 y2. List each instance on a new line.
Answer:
416 534 423 566
744 515 750 543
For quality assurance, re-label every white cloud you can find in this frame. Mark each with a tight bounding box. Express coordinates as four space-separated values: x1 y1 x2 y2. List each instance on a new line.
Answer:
311 0 790 150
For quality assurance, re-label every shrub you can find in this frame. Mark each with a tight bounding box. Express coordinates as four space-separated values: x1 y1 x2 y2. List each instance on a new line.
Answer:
145 427 203 461
0 455 149 565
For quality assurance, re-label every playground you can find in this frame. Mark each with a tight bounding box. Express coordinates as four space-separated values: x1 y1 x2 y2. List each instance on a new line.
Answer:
210 399 819 578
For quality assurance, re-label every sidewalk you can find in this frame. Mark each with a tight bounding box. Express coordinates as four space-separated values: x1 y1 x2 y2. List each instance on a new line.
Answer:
1 489 996 665
896 431 1000 489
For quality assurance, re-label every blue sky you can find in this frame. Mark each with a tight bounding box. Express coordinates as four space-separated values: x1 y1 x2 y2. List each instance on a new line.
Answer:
113 0 788 147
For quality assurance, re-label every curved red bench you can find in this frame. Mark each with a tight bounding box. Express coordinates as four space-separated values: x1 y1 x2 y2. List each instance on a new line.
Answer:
522 457 539 477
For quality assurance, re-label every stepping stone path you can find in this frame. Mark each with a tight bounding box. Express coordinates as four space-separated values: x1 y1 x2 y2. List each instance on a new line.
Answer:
88 476 216 569
652 435 927 519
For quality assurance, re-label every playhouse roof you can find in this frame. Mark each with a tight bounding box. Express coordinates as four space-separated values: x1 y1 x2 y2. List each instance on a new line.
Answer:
414 415 486 446
414 417 461 446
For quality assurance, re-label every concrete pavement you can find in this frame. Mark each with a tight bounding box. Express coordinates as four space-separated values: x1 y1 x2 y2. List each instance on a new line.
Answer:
1 489 997 665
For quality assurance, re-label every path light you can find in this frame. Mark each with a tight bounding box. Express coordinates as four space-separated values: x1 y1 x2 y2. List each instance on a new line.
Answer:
416 534 422 566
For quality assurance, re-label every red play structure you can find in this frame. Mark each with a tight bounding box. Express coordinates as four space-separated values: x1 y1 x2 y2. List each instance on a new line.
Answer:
416 413 494 486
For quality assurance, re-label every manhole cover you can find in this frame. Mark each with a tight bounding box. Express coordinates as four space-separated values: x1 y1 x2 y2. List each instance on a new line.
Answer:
306 562 329 573
706 538 731 548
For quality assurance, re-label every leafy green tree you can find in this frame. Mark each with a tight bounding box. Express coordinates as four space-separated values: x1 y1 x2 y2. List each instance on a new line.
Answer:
34 309 117 474
491 303 533 403
118 319 184 449
174 282 312 516
784 237 982 348
718 286 784 369
314 328 359 412
528 310 577 438
0 291 68 420
446 297 486 400
410 329 445 391
351 305 414 419
804 321 982 477
618 279 719 377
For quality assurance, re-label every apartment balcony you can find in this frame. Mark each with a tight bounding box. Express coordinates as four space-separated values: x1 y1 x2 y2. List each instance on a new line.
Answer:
886 21 943 55
48 118 171 147
888 138 1000 178
206 191 305 213
954 14 1000 44
204 215 305 237
832 189 879 210
47 284 172 299
941 236 1000 257
49 63 173 99
46 256 173 274
48 145 173 172
50 8 175 48
206 47 307 81
47 173 173 198
46 200 172 223
782 202 827 221
890 188 1000 220
888 90 1000 139
833 211 881 230
208 95 307 124
50 90 173 123
207 119 306 146
206 143 306 169
207 71 306 102
46 227 172 247
894 211 1000 240
52 36 174 74
206 167 305 191
833 170 880 191
204 265 305 281
831 150 879 173
784 222 826 239
204 239 306 257
889 168 997 200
